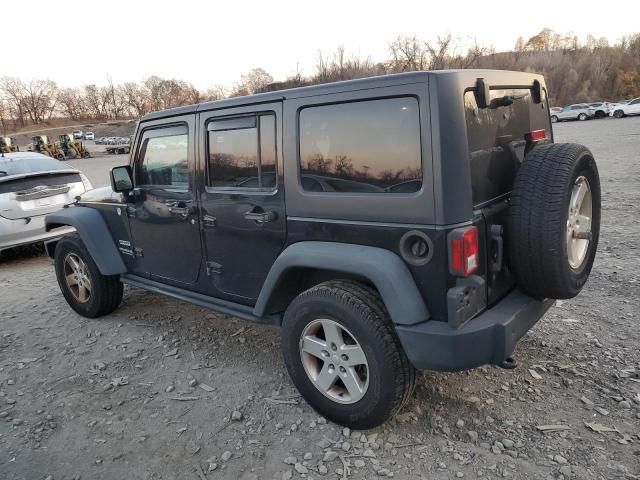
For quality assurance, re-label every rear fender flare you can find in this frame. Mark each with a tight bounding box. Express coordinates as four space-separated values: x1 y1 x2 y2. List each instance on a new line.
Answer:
254 241 430 325
45 207 126 275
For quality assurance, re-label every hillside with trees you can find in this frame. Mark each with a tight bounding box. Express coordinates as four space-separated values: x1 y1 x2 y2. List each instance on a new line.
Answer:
1 29 639 133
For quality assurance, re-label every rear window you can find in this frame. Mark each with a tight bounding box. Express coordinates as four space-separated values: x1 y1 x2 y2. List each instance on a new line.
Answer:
0 156 72 177
464 87 550 205
0 172 81 194
298 97 422 193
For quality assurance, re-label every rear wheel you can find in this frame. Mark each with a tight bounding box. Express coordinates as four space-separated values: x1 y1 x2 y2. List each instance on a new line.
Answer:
281 280 415 429
508 143 600 299
54 234 123 318
550 115 558 123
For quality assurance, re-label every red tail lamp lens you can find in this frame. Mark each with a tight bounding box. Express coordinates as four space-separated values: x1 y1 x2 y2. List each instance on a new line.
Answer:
450 226 479 277
527 129 547 142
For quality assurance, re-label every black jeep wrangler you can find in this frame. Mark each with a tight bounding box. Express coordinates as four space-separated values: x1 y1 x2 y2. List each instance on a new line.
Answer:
45 71 600 429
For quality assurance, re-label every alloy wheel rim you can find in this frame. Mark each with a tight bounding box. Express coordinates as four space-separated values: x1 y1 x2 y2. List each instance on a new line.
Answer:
566 176 593 270
299 319 369 404
63 253 92 303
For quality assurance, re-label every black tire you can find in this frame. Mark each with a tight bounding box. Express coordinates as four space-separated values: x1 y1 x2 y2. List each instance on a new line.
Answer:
508 143 601 299
578 113 587 121
613 109 624 118
550 115 558 123
54 234 123 318
281 280 415 429
594 111 605 119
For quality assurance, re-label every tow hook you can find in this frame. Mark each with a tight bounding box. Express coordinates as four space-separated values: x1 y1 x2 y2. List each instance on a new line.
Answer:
498 357 518 369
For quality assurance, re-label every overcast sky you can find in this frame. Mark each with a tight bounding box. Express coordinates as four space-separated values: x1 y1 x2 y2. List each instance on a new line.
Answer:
6 0 638 89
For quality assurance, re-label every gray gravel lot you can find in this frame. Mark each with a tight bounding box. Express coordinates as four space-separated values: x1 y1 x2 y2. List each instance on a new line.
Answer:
0 117 638 480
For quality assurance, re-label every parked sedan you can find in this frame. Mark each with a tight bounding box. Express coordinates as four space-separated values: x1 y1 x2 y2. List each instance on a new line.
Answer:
550 104 595 122
0 152 92 252
610 98 640 118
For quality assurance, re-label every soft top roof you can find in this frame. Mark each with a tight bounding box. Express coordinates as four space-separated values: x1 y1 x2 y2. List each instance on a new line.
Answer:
141 69 546 122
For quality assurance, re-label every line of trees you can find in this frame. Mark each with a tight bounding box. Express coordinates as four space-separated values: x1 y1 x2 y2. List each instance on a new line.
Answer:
1 29 639 133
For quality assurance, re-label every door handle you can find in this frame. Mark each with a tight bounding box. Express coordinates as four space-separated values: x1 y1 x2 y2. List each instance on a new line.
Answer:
202 214 216 228
169 206 190 217
244 209 276 223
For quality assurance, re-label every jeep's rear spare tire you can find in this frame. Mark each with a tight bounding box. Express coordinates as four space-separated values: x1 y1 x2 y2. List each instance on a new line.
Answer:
508 143 600 299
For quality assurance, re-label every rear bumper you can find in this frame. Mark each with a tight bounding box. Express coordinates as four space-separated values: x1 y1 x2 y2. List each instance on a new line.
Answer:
0 214 75 252
396 289 554 371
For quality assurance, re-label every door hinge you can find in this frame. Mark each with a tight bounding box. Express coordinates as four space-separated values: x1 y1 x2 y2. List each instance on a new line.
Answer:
489 224 504 272
206 261 222 275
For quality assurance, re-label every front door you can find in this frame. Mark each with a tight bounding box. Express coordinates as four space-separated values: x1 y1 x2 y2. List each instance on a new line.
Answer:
128 116 202 284
198 102 286 302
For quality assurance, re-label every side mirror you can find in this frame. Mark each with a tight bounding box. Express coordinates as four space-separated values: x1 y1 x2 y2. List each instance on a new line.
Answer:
110 165 134 193
475 78 490 109
531 79 542 104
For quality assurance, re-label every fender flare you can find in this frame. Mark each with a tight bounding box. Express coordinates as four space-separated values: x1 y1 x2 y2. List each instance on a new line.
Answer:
45 206 127 275
254 241 430 325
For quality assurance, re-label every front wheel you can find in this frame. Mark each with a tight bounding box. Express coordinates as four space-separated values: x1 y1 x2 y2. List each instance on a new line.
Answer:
613 109 624 118
578 113 588 121
281 280 415 429
54 234 123 318
550 115 558 123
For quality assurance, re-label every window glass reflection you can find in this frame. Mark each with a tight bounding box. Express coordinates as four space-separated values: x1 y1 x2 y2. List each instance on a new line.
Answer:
299 98 422 193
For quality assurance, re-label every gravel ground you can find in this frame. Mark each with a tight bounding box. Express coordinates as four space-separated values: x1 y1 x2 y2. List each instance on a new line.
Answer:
0 118 639 480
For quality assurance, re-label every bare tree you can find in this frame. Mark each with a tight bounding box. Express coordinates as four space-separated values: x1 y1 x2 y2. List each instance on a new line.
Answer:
388 35 427 72
57 88 86 120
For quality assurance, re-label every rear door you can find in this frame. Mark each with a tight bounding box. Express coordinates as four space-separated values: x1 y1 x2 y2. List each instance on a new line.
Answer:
197 102 286 303
464 86 551 305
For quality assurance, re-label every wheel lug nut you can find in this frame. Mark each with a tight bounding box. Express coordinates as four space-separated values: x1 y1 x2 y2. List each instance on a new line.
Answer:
321 350 329 357
331 343 337 351
339 366 346 374
341 354 348 361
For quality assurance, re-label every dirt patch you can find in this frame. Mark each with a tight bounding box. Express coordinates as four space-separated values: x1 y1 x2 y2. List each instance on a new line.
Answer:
0 118 638 480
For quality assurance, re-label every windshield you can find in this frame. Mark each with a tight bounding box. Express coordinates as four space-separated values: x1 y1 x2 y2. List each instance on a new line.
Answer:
0 156 71 177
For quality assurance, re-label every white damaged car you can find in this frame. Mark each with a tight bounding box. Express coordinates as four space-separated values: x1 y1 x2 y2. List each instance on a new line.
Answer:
0 152 92 253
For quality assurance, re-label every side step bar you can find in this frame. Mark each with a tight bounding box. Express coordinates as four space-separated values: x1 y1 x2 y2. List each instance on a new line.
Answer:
120 274 281 325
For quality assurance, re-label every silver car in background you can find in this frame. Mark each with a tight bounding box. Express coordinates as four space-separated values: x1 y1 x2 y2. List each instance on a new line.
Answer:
550 104 595 122
0 152 92 252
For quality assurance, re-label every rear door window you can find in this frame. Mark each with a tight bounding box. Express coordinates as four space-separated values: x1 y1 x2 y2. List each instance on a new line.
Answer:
207 113 277 190
298 97 422 193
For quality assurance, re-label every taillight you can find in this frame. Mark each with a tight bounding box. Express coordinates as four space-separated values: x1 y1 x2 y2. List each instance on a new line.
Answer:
449 226 479 277
526 129 547 142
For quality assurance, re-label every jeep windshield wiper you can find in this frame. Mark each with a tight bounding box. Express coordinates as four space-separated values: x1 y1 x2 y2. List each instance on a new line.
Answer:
489 93 529 109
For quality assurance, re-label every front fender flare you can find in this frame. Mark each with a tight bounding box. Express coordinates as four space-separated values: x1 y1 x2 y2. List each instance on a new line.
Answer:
254 241 429 325
45 206 127 275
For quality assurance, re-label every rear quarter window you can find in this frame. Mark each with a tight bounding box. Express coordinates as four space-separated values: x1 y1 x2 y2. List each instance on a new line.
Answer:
298 97 422 194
